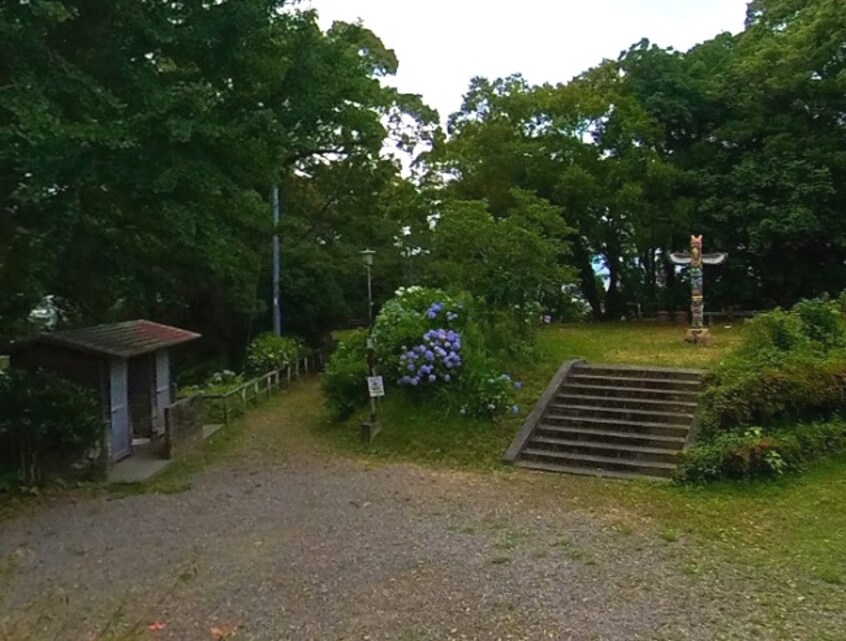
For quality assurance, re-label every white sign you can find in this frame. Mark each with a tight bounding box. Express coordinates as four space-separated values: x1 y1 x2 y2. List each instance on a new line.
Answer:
367 376 385 398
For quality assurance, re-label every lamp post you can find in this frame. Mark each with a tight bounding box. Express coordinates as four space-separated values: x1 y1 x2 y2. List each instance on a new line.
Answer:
360 249 376 325
359 249 381 441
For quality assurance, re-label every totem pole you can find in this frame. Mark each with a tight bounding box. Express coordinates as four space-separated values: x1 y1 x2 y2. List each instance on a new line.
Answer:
670 235 727 344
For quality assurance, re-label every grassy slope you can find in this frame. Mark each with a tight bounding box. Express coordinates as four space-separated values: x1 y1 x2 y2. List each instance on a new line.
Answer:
324 322 743 470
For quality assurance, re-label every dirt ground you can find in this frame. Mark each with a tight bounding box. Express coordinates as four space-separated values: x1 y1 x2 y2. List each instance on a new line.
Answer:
0 382 842 641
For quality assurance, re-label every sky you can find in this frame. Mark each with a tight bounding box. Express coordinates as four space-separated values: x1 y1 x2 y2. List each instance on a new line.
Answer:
306 0 749 122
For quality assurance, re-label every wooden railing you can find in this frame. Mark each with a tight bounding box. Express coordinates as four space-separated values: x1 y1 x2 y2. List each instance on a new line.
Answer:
199 350 324 426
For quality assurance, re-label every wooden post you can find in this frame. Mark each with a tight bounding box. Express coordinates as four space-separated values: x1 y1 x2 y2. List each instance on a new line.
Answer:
223 397 230 427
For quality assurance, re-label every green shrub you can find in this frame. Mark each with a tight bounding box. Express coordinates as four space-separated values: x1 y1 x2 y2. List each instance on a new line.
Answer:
678 421 846 484
322 329 369 421
689 301 846 484
741 308 809 354
700 301 846 435
372 287 473 375
793 297 846 349
0 369 102 486
458 370 519 419
246 333 306 375
699 349 846 433
677 428 794 483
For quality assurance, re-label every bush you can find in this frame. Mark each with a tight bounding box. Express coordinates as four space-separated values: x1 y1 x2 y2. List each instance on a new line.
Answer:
322 329 369 421
699 349 846 433
246 333 306 375
325 287 525 422
0 369 102 487
700 301 846 435
793 297 846 349
687 300 846 484
458 371 520 419
678 422 846 484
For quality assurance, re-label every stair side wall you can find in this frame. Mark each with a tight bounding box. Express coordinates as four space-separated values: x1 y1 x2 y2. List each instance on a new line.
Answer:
503 359 584 463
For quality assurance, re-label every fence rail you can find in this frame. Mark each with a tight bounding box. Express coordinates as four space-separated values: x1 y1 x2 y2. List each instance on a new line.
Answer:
198 350 324 426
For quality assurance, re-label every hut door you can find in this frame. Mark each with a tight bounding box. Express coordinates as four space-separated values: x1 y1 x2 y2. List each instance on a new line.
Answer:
155 350 171 415
110 359 131 461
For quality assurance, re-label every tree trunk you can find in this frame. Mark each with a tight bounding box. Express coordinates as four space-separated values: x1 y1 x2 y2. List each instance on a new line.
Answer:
572 241 601 319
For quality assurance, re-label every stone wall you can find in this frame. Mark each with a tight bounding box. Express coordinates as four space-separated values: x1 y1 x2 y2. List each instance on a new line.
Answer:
164 394 204 459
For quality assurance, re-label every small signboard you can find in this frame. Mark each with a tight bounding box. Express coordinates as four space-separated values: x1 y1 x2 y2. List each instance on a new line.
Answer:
367 376 385 398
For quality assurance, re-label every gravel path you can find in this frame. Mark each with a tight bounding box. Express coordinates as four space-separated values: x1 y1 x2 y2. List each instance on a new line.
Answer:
0 398 840 640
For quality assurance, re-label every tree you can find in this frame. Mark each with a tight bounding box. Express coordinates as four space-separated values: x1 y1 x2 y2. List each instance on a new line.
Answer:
0 1 436 357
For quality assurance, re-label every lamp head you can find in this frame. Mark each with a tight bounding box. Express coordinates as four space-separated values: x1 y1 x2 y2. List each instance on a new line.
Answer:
360 248 376 267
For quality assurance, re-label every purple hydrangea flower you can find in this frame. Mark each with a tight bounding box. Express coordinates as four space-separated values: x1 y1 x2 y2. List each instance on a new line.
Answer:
513 381 523 390
428 374 437 383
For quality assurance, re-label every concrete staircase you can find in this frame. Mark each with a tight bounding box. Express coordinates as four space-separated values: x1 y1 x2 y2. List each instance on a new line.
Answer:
504 361 703 480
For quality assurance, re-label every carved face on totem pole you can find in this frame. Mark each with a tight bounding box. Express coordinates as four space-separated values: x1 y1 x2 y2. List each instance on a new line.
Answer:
690 235 702 267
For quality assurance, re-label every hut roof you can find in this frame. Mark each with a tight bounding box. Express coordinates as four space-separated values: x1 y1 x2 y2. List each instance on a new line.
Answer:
12 320 200 359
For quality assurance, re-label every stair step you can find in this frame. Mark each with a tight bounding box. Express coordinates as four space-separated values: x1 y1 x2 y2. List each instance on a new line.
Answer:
564 383 700 399
520 448 677 476
574 364 702 382
535 425 687 447
557 393 698 409
530 436 682 458
544 414 691 436
570 374 702 388
549 403 695 421
514 459 669 482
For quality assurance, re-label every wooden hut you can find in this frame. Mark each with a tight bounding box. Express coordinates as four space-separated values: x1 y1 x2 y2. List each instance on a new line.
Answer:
10 320 200 464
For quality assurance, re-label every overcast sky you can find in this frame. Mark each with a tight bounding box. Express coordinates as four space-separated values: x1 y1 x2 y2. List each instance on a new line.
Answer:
306 0 749 122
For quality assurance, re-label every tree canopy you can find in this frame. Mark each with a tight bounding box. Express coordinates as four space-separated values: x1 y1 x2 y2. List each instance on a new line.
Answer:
2 0 842 358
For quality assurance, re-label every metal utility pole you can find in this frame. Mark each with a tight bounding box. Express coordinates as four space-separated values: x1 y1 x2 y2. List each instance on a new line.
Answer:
272 185 281 336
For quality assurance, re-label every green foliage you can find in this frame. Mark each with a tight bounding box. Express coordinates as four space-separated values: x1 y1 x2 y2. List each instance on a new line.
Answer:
246 333 306 376
700 303 846 434
741 309 810 353
458 371 519 420
0 0 436 351
372 286 473 375
793 298 846 349
427 190 576 310
322 330 369 421
428 0 846 318
689 300 846 483
326 289 523 422
0 369 102 487
679 422 846 484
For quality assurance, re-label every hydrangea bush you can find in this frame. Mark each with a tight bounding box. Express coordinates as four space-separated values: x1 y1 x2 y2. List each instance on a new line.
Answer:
398 328 463 387
325 286 526 422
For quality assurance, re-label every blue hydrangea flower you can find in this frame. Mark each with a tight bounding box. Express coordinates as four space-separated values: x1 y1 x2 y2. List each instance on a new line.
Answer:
511 404 520 415
444 374 451 382
410 377 419 386
513 381 523 390
407 363 415 372
428 374 437 383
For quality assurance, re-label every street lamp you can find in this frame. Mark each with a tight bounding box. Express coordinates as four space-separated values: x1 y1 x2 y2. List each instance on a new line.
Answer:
360 249 376 325
359 248 381 442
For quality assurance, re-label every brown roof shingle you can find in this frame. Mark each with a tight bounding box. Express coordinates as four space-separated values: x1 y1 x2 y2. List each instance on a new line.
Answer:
14 320 201 359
